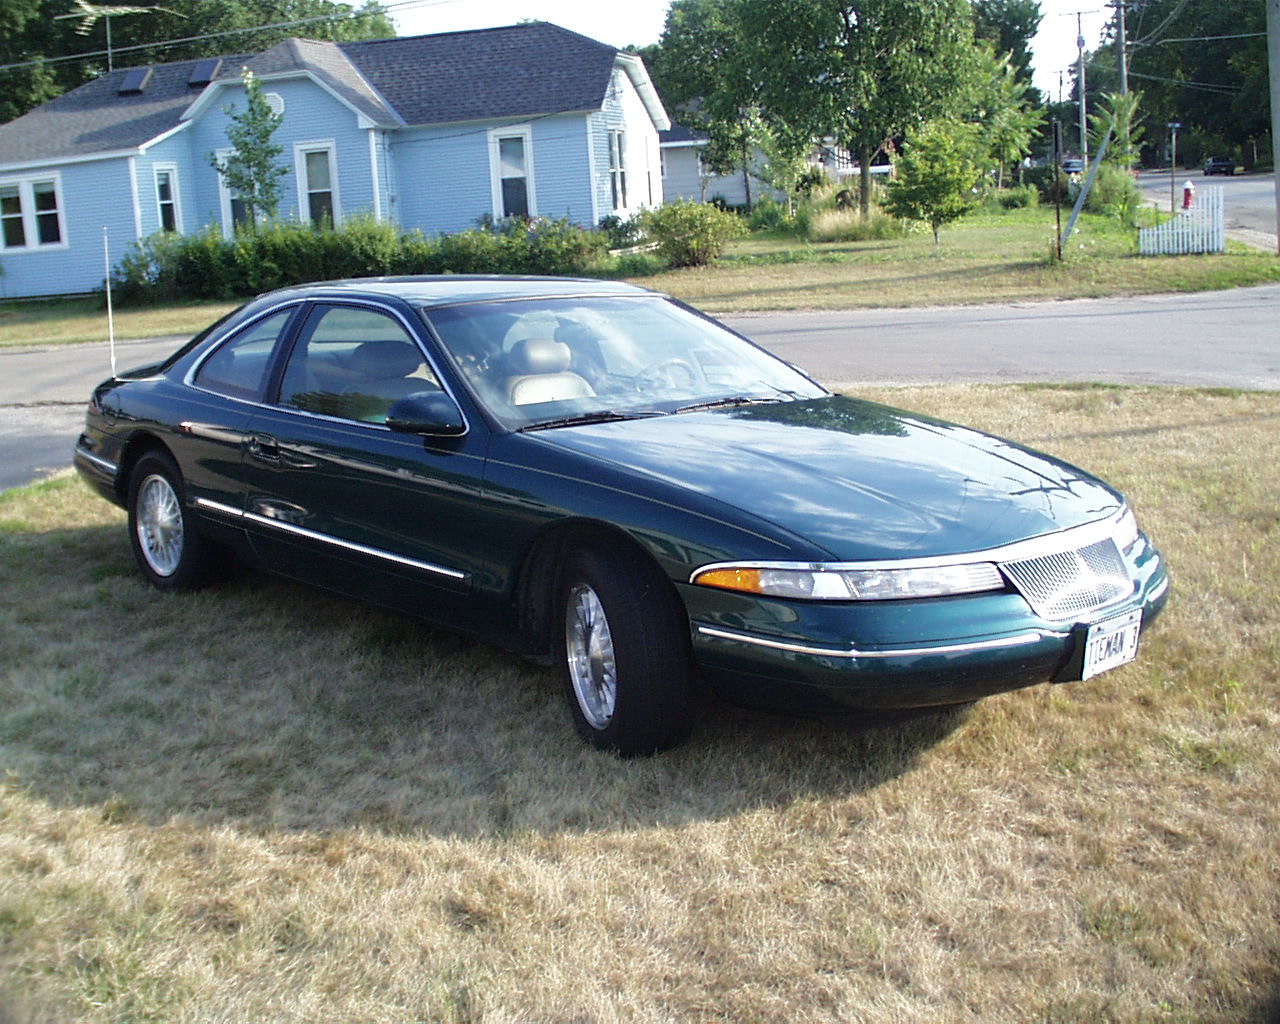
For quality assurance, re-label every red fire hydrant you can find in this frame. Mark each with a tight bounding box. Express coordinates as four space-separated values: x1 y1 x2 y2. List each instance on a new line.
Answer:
1182 180 1196 210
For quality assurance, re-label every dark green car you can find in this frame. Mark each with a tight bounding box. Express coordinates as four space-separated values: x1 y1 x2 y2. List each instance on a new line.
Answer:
75 277 1169 755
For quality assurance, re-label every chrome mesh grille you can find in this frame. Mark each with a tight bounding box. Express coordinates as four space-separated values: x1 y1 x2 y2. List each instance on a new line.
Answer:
1000 538 1134 621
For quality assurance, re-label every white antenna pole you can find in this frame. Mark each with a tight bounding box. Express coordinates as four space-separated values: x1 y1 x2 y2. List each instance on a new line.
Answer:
103 226 117 378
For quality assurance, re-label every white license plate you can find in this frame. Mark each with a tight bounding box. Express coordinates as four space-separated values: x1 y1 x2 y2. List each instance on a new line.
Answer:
1080 609 1142 680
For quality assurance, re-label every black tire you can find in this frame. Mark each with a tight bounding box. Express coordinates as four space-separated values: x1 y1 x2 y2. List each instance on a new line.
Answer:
557 544 695 756
126 450 221 591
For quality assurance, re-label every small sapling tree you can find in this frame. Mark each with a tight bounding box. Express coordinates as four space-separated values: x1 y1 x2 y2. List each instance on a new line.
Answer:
208 68 287 231
885 121 982 244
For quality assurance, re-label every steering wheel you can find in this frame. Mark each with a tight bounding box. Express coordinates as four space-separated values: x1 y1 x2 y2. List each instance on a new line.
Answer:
636 358 698 391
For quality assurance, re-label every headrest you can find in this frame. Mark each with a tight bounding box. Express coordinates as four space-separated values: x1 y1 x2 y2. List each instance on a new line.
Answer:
508 338 571 375
350 340 421 378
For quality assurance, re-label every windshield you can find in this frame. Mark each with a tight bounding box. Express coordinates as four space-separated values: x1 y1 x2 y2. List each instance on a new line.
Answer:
420 295 826 430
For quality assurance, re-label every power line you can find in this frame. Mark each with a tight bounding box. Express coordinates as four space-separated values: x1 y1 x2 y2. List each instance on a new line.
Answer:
1142 31 1267 43
1127 69 1243 92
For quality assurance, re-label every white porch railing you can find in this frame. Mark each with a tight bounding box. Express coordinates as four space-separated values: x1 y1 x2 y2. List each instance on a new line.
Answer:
1138 187 1225 255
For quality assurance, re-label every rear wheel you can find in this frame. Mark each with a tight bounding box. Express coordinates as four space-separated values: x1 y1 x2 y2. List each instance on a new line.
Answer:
127 451 221 590
558 544 694 756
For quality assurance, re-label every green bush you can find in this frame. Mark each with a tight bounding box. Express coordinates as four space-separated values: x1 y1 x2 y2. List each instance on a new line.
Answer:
108 216 608 305
640 199 745 267
995 184 1040 209
598 214 645 249
1084 164 1141 225
747 198 795 233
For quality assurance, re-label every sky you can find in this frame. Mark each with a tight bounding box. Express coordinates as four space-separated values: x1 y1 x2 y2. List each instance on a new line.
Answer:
390 0 1113 102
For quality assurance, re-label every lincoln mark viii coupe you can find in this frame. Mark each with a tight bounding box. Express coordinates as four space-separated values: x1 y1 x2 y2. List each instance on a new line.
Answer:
75 277 1169 755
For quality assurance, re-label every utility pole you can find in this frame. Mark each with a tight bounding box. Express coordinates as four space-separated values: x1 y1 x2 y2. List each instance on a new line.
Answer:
1077 12 1089 165
1268 0 1279 255
1114 1 1129 167
1116 0 1128 95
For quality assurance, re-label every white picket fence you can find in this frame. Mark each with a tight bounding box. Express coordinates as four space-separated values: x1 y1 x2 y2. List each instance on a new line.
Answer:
1138 186 1224 255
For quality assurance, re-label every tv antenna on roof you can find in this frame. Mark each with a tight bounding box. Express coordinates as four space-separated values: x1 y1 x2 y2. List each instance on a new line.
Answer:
55 2 181 72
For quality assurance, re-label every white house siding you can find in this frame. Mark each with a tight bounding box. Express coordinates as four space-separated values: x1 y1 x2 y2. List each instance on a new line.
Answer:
661 144 704 203
0 158 138 298
592 70 662 222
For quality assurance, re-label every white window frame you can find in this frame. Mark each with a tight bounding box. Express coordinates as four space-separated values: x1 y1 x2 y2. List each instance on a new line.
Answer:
0 171 68 252
608 129 628 212
487 125 536 220
293 140 341 227
152 163 183 234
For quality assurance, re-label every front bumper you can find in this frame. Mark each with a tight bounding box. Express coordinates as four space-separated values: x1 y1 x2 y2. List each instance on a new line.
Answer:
73 433 122 504
682 539 1169 714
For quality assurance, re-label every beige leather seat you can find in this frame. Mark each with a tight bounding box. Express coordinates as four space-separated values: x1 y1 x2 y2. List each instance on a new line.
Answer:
503 338 596 406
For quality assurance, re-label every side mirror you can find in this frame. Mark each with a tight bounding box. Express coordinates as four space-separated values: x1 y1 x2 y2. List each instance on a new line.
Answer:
385 391 467 436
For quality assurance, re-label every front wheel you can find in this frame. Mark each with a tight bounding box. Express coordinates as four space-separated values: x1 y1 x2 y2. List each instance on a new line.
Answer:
127 450 221 590
558 545 695 756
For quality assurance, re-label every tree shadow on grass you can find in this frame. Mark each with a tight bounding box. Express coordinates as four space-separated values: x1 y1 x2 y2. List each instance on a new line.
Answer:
1 522 971 841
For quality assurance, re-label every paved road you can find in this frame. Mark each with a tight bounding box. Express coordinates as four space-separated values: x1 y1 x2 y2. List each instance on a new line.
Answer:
4 284 1279 490
1137 170 1277 249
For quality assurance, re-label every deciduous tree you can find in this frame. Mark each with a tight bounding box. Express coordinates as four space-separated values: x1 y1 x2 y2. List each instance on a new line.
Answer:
735 0 978 216
885 121 982 243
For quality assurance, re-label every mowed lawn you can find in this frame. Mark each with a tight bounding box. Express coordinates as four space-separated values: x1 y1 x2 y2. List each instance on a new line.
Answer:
1 384 1277 1023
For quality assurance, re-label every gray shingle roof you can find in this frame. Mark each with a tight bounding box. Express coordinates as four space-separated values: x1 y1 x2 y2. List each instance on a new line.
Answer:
338 23 619 127
0 22 626 167
0 55 250 166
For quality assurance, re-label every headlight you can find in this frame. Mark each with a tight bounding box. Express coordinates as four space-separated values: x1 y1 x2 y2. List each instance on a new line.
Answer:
691 562 1005 601
1114 506 1140 552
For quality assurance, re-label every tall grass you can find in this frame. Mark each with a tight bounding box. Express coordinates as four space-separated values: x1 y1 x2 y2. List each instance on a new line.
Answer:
1 384 1278 1022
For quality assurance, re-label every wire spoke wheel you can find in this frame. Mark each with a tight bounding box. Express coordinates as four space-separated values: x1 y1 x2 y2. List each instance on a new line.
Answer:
556 544 694 756
135 473 185 577
126 450 222 591
565 582 618 730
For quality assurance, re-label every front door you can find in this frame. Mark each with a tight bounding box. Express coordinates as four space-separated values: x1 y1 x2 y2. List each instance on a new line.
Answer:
238 301 492 623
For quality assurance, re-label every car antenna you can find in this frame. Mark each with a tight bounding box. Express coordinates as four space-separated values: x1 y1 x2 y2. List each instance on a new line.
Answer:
102 226 117 378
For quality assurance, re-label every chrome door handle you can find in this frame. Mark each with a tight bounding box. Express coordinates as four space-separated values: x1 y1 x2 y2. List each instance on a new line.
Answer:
247 434 280 462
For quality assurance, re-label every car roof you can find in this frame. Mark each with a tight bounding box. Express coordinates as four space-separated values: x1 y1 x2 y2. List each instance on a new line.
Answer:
254 276 660 310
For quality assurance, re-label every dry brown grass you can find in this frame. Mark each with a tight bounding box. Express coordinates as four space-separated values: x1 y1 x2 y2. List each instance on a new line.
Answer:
1 385 1278 1023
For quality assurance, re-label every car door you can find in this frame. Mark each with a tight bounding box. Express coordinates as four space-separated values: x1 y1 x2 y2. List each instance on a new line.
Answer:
179 303 304 519
237 300 494 622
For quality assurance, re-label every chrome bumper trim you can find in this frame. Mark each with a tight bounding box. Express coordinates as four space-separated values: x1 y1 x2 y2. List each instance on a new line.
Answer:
694 624 1054 660
74 445 118 477
1147 573 1170 603
194 497 468 581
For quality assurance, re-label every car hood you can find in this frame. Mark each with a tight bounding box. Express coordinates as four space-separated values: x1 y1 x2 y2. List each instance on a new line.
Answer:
535 395 1123 561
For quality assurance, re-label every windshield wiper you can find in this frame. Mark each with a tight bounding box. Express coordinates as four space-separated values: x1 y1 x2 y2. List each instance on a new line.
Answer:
519 409 664 432
673 395 784 414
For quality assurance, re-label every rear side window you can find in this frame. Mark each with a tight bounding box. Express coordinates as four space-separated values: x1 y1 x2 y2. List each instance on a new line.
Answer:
193 309 294 401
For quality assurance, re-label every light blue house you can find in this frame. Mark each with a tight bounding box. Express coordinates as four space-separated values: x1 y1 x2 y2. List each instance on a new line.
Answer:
0 23 670 299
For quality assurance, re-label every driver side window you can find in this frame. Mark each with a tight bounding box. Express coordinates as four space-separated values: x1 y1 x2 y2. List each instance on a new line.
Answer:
278 305 439 424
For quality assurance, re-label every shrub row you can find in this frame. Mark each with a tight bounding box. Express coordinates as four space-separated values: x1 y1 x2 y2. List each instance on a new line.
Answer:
109 216 609 305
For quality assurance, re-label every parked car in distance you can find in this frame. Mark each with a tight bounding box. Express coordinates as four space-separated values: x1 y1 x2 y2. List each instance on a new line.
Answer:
1203 156 1235 176
75 277 1170 755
